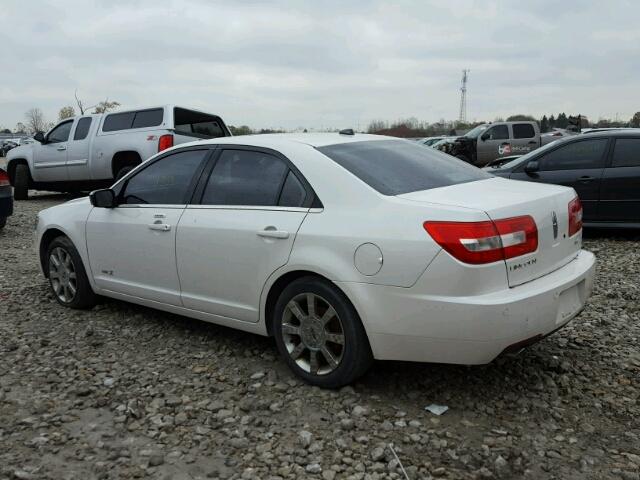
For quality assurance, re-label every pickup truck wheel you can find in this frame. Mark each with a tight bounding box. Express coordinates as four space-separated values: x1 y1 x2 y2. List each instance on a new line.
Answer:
0 217 6 229
115 166 135 181
13 164 29 200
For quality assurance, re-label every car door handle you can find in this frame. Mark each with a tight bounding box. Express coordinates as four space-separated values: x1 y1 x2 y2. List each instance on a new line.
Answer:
527 141 537 145
148 222 171 231
57 145 67 151
578 176 595 183
257 228 289 239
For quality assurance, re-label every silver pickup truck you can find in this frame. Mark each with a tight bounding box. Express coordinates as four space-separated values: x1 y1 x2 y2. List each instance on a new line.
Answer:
6 105 231 199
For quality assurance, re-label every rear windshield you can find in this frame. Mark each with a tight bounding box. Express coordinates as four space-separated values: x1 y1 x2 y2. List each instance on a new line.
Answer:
318 139 491 195
174 107 228 138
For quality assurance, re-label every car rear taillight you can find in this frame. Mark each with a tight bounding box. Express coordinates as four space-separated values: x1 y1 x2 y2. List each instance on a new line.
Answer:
568 196 583 237
0 170 9 186
158 134 174 152
424 216 538 265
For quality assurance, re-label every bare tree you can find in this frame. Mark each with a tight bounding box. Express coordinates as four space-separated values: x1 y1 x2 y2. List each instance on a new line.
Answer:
24 108 47 134
14 122 27 134
74 89 86 114
93 98 121 114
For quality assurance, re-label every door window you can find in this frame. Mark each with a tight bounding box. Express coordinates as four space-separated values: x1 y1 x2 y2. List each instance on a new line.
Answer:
73 117 92 140
486 125 509 140
513 123 535 139
47 121 73 143
611 138 640 167
120 149 209 205
537 139 608 171
201 150 289 206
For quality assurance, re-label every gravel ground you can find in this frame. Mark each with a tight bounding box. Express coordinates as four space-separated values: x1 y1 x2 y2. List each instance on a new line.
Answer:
0 191 639 480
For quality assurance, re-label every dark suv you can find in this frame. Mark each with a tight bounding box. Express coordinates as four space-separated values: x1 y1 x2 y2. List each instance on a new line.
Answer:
487 129 640 227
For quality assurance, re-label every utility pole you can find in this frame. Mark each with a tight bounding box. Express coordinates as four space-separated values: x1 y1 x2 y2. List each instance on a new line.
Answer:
459 69 469 123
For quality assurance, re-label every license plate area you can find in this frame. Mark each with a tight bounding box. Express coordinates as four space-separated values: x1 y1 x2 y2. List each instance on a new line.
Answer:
556 280 585 324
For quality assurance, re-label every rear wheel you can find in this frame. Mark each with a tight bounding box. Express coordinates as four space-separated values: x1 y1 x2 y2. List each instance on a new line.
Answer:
13 164 29 200
115 165 135 181
46 236 96 309
273 276 373 388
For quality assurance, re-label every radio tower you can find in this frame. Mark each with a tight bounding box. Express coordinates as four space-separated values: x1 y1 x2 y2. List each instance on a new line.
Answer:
458 69 469 123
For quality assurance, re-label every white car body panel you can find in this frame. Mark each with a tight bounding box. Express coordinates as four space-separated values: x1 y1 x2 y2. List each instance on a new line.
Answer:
35 133 596 365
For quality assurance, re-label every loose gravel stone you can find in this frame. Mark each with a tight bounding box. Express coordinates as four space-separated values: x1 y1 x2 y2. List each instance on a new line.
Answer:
0 188 638 480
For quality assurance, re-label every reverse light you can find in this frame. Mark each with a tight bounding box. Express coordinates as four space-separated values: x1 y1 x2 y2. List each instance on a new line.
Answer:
0 170 9 186
158 134 174 152
568 196 583 237
424 216 538 265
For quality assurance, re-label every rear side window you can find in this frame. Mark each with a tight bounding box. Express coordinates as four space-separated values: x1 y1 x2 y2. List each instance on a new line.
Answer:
103 112 135 132
318 140 491 195
202 150 288 206
132 109 163 128
174 107 227 138
73 117 92 140
279 171 307 207
513 123 535 139
121 149 208 205
103 109 164 132
611 138 640 167
537 139 608 171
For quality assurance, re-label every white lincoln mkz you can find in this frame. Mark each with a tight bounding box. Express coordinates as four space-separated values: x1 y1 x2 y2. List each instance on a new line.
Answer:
36 133 595 387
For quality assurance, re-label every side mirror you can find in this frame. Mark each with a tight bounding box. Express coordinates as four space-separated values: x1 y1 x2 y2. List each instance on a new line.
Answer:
480 133 490 141
90 189 116 208
524 160 539 174
34 132 45 143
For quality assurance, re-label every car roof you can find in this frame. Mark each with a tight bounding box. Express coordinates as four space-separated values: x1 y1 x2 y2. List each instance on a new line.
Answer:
195 133 398 149
581 128 640 137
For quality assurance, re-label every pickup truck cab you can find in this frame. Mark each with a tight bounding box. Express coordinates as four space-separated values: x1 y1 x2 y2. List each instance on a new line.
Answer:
6 105 231 199
438 121 542 167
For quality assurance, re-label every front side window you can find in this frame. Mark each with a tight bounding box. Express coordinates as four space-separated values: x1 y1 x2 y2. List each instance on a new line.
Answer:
486 125 509 140
74 117 92 140
318 140 491 195
120 149 209 205
538 139 608 171
611 138 640 167
202 150 288 206
513 123 535 139
48 121 73 143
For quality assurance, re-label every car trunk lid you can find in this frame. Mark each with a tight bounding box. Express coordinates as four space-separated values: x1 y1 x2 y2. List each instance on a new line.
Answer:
399 177 582 287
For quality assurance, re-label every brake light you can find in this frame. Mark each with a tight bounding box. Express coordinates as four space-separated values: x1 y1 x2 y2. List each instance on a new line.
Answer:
158 134 174 152
424 216 538 265
568 196 583 237
0 170 9 186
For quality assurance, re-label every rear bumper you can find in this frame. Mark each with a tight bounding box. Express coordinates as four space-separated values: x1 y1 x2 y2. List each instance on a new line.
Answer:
338 250 596 364
0 189 13 217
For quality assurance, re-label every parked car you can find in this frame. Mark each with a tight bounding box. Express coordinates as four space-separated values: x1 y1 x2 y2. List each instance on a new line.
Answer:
485 155 522 168
441 121 542 166
487 129 640 227
6 105 231 200
1 140 18 156
36 133 595 387
419 136 447 147
0 168 13 229
541 128 578 145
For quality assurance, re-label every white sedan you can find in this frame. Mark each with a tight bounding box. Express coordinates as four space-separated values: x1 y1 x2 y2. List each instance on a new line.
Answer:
36 133 596 387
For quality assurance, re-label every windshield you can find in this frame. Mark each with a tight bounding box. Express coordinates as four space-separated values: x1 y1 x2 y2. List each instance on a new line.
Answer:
464 124 489 139
497 138 565 169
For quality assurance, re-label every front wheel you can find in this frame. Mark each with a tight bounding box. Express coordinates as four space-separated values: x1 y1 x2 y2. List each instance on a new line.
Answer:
273 277 373 388
46 236 96 309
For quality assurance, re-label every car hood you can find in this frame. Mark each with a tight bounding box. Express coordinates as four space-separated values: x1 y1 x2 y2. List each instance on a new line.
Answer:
6 144 34 160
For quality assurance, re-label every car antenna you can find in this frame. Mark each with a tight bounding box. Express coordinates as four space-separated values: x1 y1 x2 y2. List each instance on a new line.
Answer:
339 128 355 136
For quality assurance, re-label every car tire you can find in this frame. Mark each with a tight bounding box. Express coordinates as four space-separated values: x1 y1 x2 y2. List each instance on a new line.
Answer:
273 276 373 388
13 163 29 200
46 236 97 309
115 165 135 181
0 217 6 229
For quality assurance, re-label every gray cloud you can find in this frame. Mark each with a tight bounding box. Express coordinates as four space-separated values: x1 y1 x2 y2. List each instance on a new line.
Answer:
1 0 638 130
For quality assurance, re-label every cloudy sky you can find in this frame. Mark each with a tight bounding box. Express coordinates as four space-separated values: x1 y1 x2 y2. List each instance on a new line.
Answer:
1 0 638 131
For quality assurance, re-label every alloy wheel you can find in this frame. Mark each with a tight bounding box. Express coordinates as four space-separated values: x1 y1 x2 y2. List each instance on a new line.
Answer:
49 247 78 303
281 292 345 375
